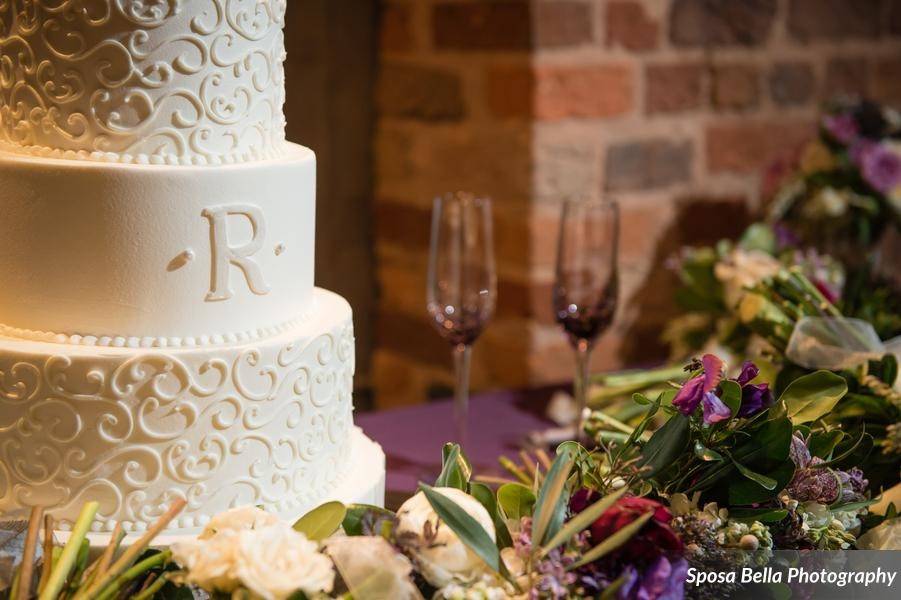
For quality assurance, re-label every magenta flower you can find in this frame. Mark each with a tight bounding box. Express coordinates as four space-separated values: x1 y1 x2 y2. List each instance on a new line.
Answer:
823 112 859 145
859 143 901 194
672 354 724 416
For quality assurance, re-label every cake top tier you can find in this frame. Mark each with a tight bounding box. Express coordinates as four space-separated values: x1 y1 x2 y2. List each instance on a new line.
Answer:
0 0 288 165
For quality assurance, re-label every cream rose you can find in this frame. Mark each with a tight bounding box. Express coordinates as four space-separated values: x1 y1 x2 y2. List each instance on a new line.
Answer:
395 487 496 588
714 249 781 309
233 526 335 600
199 505 282 539
171 529 243 593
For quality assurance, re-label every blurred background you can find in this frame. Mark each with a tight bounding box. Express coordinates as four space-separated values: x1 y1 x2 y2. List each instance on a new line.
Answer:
282 0 901 410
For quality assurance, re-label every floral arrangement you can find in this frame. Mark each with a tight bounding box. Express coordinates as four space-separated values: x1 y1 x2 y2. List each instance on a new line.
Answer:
5 356 900 600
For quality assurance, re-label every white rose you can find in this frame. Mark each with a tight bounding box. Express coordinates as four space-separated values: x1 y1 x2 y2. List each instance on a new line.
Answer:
200 505 282 539
395 488 496 588
714 249 781 308
233 526 335 600
171 529 242 593
324 535 420 600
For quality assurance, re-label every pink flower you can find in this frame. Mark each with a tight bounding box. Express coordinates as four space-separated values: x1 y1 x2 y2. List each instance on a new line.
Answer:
672 354 724 416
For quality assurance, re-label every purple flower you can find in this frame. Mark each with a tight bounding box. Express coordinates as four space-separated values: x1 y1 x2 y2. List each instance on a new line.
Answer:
823 112 859 145
673 354 724 416
702 392 732 424
837 468 869 503
619 557 688 600
859 143 901 194
733 361 772 417
773 223 801 251
789 433 811 468
739 382 772 417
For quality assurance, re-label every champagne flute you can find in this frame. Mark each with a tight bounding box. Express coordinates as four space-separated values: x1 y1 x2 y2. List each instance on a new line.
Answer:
427 192 497 448
553 199 619 441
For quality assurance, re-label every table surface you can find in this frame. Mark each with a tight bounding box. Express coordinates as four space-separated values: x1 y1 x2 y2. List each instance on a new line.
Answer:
356 386 563 506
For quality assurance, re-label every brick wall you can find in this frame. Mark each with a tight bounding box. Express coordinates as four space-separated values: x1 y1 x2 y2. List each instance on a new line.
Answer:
373 0 901 408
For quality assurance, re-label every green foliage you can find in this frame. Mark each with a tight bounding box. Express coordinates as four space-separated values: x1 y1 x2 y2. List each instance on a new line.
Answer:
780 370 848 424
469 482 512 549
341 504 396 537
639 413 690 479
419 484 500 574
531 447 575 547
292 501 346 541
497 483 536 522
435 443 472 491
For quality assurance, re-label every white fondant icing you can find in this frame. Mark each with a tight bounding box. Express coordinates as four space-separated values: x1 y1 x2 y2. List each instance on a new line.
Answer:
202 203 272 301
0 0 288 164
0 289 358 531
0 143 316 340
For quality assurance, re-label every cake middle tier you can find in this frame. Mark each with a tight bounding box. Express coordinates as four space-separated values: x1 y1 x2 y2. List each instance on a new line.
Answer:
0 142 315 343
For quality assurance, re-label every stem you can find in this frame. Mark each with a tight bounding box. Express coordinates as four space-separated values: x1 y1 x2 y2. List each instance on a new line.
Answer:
131 573 169 600
93 551 172 600
39 502 98 600
574 340 592 443
452 343 472 450
14 506 43 600
38 515 54 595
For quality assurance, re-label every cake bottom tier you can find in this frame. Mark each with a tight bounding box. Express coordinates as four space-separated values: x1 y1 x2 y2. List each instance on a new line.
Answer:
0 289 379 533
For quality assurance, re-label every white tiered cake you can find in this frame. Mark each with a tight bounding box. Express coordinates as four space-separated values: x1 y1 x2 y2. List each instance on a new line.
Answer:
0 0 384 535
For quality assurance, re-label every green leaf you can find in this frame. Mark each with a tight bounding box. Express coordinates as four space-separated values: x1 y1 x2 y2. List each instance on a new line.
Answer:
293 501 347 541
719 380 742 419
541 488 627 555
730 458 777 490
497 483 536 521
728 461 795 505
639 413 690 479
531 447 575 546
780 370 847 425
470 482 512 549
570 512 653 569
419 484 499 573
632 393 652 405
341 504 395 537
435 443 471 490
694 441 723 462
728 508 789 523
808 430 845 459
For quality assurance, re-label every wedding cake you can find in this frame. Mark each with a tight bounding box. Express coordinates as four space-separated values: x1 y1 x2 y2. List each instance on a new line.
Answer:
0 0 384 535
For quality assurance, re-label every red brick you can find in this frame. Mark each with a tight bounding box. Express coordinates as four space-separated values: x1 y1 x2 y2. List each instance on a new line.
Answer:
377 310 451 367
605 138 694 191
536 1 594 48
375 200 430 251
712 63 760 111
606 0 660 51
485 64 535 118
646 62 705 114
872 58 901 105
769 62 816 106
823 57 870 99
535 64 634 120
670 0 777 47
497 278 556 324
432 2 531 51
706 120 814 173
788 0 880 42
381 3 413 53
377 63 466 120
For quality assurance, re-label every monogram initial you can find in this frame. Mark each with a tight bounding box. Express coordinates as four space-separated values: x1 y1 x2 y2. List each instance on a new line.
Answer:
202 204 271 301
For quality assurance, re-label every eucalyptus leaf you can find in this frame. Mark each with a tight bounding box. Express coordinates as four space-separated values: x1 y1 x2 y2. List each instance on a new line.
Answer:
470 482 512 549
497 484 536 522
293 501 347 541
779 370 847 425
419 484 499 573
570 512 653 569
639 413 690 479
342 504 396 537
435 444 471 491
541 488 627 555
531 448 575 546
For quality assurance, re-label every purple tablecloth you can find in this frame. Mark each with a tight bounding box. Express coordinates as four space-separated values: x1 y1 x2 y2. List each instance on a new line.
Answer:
356 387 562 504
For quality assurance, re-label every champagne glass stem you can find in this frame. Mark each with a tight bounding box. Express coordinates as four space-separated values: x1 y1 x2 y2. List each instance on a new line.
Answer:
452 343 472 448
574 339 591 442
